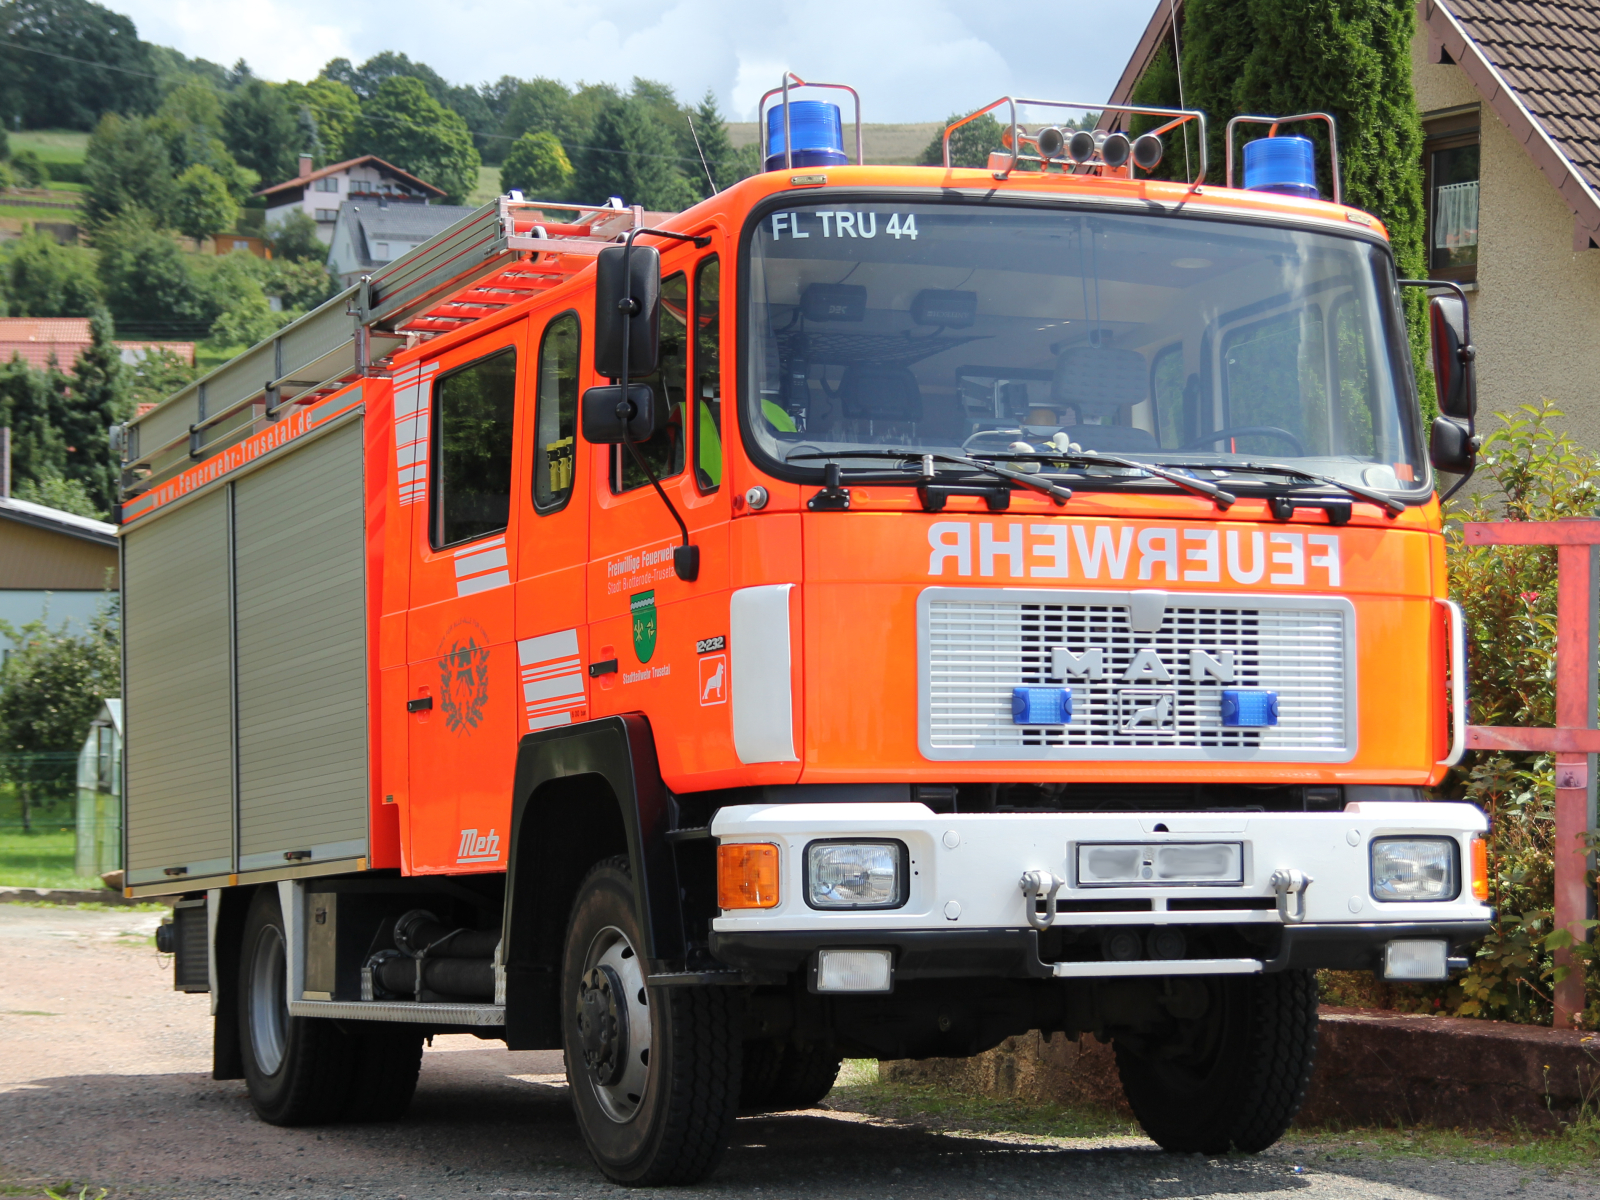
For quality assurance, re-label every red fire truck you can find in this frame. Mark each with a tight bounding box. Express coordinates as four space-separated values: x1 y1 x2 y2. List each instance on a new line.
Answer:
124 82 1489 1183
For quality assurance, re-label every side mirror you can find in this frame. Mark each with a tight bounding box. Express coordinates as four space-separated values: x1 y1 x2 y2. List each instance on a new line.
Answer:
1429 295 1476 420
581 384 659 444
1430 414 1475 475
594 244 661 379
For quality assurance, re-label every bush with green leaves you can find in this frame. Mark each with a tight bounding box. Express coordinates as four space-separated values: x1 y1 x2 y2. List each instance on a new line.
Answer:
500 130 572 198
172 163 240 240
266 209 325 263
0 231 103 317
0 596 120 821
1445 401 1600 1027
10 148 48 188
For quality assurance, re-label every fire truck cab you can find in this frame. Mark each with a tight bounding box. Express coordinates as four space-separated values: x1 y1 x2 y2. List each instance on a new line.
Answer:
121 87 1491 1184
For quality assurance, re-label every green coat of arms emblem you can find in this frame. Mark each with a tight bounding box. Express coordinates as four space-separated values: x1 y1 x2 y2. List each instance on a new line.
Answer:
630 590 657 663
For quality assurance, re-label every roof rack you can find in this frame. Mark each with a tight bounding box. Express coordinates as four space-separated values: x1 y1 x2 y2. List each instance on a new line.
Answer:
120 196 672 501
943 97 1207 186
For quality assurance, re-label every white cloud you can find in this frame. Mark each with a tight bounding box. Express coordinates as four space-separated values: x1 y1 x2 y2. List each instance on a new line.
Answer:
105 0 1157 123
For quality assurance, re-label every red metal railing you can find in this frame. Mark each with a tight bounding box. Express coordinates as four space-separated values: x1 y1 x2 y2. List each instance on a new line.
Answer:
1462 518 1599 1027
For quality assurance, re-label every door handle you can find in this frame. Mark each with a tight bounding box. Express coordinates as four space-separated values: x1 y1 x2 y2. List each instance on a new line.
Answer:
407 696 433 713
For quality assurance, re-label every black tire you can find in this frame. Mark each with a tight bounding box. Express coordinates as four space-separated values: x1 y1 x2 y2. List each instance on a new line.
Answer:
741 1041 841 1112
562 857 742 1185
1114 969 1319 1154
343 1024 425 1121
238 888 357 1125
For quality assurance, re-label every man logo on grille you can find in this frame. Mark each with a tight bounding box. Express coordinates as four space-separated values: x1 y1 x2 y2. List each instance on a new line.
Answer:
1117 688 1176 736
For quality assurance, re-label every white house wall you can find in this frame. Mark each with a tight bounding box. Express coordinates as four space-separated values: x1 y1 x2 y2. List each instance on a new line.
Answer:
1412 28 1600 453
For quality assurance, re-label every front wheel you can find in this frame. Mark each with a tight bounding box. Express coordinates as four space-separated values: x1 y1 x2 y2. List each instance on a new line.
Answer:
562 858 742 1185
1114 969 1319 1154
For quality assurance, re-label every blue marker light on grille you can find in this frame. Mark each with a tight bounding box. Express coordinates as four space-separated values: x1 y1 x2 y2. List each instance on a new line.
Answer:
1220 689 1280 727
1242 136 1319 200
765 101 848 172
1012 687 1072 726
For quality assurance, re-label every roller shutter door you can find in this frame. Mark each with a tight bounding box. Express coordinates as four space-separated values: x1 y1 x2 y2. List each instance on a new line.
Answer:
234 421 368 870
124 491 233 885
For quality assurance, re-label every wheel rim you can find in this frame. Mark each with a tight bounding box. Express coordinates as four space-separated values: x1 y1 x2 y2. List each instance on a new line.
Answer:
248 924 289 1076
574 924 651 1123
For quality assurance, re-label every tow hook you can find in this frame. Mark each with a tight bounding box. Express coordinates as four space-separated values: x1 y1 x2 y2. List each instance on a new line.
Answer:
1019 870 1064 931
1269 868 1313 924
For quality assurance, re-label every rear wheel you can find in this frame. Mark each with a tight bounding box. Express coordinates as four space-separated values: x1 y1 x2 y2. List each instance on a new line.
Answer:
1113 969 1319 1154
741 1040 842 1112
239 888 356 1125
562 858 742 1185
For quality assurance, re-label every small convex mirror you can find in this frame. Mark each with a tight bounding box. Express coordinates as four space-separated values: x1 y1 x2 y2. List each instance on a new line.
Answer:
581 383 658 444
1429 295 1476 420
593 243 661 378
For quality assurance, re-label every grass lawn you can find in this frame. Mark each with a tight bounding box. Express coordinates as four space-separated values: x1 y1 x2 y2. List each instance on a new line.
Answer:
824 1060 1600 1172
0 783 104 890
0 828 104 890
468 164 501 207
8 129 89 166
0 204 81 223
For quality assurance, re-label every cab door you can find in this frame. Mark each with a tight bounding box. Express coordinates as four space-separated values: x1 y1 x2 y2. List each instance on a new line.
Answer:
587 247 734 779
514 310 591 732
405 322 528 874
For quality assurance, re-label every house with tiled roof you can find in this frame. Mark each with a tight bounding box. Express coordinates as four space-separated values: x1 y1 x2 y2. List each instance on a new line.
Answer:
257 154 449 246
1106 0 1600 448
0 318 194 373
325 199 477 287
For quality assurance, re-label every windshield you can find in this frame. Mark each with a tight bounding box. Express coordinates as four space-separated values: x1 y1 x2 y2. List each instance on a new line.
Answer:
744 201 1427 496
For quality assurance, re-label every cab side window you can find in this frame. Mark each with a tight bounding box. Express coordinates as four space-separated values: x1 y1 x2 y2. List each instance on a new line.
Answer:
694 256 722 491
533 312 580 512
430 346 516 549
612 271 687 493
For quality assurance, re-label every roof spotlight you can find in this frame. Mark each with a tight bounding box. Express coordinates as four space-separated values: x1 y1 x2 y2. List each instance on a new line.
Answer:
1067 130 1096 163
1101 132 1131 168
1132 133 1164 170
1036 126 1066 159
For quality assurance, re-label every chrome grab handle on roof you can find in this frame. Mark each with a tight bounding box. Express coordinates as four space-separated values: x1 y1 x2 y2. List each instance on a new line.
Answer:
1224 113 1341 205
757 72 864 170
942 98 1207 186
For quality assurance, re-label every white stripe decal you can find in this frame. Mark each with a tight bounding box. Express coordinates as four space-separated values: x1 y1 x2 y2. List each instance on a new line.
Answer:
517 628 586 730
456 570 511 597
454 547 509 577
393 361 438 507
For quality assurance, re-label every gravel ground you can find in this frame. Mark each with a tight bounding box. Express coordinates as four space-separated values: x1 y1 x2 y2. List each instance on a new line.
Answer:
2 903 1596 1200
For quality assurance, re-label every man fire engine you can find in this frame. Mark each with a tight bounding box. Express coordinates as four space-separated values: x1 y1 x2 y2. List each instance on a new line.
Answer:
122 79 1489 1184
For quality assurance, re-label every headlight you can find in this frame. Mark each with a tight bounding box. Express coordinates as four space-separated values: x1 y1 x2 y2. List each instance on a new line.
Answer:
805 841 905 909
1371 837 1459 902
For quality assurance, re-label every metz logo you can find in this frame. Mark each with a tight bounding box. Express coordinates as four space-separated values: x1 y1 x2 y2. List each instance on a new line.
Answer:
457 827 501 864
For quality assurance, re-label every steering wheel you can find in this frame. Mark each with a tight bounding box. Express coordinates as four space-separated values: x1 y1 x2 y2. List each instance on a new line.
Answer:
1180 426 1306 456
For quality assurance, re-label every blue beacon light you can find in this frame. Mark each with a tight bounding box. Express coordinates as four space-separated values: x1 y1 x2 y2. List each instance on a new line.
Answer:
765 101 848 172
1242 135 1319 200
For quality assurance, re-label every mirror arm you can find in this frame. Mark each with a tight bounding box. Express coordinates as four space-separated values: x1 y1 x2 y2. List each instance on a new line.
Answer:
616 226 703 583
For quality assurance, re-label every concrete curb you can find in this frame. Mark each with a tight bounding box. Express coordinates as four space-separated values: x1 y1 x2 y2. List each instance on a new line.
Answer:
0 886 169 907
882 1004 1600 1132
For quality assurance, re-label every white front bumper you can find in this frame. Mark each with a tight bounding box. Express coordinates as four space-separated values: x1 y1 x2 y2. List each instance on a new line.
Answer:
709 801 1491 932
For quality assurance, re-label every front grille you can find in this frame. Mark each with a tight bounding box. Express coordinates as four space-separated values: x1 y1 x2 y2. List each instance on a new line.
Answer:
918 587 1356 762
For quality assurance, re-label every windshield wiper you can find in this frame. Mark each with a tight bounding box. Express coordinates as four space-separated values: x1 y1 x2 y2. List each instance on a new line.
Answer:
981 449 1236 510
786 450 1073 505
1138 460 1407 516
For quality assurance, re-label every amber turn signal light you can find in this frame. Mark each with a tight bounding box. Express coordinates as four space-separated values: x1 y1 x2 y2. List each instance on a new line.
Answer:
717 843 780 909
1470 835 1489 902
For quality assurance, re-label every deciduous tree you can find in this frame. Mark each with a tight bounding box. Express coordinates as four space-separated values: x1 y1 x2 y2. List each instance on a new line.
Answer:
500 130 572 199
350 76 481 204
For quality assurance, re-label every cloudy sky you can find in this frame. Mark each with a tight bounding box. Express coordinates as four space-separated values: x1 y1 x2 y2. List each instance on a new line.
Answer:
104 0 1160 123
